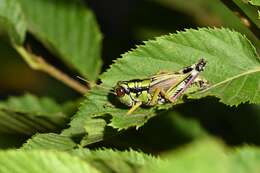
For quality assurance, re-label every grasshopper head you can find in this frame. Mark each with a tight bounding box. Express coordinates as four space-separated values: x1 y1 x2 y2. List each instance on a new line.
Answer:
195 58 207 72
114 82 134 107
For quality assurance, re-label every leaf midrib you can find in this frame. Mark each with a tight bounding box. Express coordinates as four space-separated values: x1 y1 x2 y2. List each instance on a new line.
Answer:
199 66 260 93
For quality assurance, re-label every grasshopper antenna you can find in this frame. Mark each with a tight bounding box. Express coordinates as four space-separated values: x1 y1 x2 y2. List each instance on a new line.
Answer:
77 76 89 83
76 76 115 95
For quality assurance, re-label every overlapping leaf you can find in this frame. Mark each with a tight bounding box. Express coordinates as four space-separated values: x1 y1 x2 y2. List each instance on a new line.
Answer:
62 87 159 138
0 94 69 135
22 133 76 150
249 0 260 18
232 0 260 29
63 28 260 145
0 0 26 44
6 138 260 173
0 150 101 173
142 139 260 173
18 0 102 80
154 0 260 49
250 0 260 6
71 148 160 173
0 147 160 173
102 28 260 105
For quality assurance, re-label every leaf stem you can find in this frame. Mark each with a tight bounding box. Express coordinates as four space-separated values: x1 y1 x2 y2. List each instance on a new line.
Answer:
14 45 89 94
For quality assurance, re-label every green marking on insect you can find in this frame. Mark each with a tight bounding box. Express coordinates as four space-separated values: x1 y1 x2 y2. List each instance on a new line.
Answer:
114 58 209 115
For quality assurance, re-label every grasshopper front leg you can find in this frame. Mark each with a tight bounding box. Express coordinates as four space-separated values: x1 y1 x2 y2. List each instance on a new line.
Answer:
127 101 142 115
150 88 161 105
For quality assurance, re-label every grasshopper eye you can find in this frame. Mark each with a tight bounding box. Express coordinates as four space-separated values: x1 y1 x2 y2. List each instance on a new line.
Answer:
115 86 126 97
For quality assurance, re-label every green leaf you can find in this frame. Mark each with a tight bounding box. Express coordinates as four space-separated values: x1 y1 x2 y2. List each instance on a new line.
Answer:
0 94 69 135
21 133 76 150
71 148 161 173
0 150 101 173
61 87 159 139
249 0 260 19
232 0 260 29
0 0 26 44
81 117 108 146
165 111 208 138
63 28 260 144
62 87 118 141
18 0 102 80
143 139 230 173
108 110 155 131
154 0 260 50
0 94 64 115
231 146 260 172
143 138 260 173
249 0 260 6
102 28 260 105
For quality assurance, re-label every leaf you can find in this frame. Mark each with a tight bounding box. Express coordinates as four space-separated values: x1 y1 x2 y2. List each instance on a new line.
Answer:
231 146 260 172
21 133 76 150
18 0 102 80
232 0 260 29
81 117 108 146
0 0 26 44
108 110 155 131
61 87 159 139
102 28 260 106
249 0 260 19
63 28 260 145
249 0 260 6
78 109 208 147
108 110 208 153
70 148 161 173
154 0 260 49
0 94 69 135
0 94 64 115
143 138 260 173
62 88 108 137
165 111 208 138
0 150 101 173
145 139 230 173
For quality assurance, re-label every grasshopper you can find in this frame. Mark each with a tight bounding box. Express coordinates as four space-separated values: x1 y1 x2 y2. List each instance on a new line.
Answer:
114 58 208 114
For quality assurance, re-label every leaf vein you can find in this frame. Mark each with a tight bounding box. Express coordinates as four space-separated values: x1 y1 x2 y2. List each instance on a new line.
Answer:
227 75 248 103
200 67 260 93
252 78 260 102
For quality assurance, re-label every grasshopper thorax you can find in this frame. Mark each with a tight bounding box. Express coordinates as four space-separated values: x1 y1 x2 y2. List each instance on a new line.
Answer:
115 79 152 107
